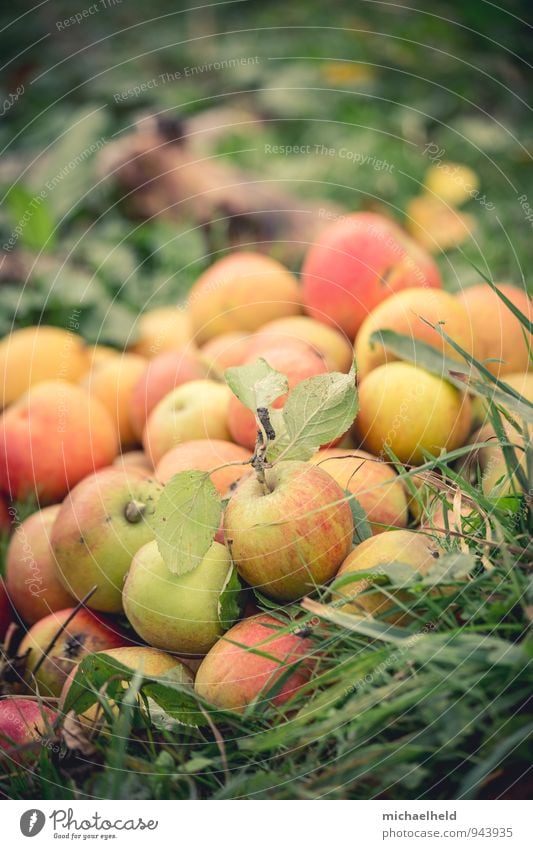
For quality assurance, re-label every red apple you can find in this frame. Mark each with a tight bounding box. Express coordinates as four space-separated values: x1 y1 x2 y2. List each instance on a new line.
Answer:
155 439 251 495
0 380 118 504
0 698 57 763
195 614 314 713
18 607 130 697
5 505 74 624
301 212 441 339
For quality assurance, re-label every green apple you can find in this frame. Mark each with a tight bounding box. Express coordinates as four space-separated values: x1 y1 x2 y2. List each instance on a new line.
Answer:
123 540 241 655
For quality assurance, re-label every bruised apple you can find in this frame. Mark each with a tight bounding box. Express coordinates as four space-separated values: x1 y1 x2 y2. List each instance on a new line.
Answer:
0 698 57 763
195 614 314 713
52 468 162 613
302 212 441 339
18 607 129 697
5 505 74 624
0 381 118 503
188 252 301 344
224 460 353 601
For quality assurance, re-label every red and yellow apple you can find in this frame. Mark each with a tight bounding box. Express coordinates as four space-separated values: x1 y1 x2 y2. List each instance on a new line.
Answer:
83 353 147 449
354 287 474 379
5 505 74 624
18 606 129 697
143 379 232 465
457 283 532 376
52 468 162 613
224 460 353 601
0 698 57 762
130 307 194 358
252 315 353 372
201 332 251 372
310 448 408 534
0 325 88 408
188 252 301 343
302 212 441 339
195 613 314 713
0 381 118 503
155 439 250 495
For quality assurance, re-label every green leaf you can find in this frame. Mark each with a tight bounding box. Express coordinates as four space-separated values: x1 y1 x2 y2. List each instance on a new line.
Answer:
218 564 243 628
224 358 288 411
63 654 139 715
267 366 358 461
149 471 222 576
345 491 372 543
5 185 56 252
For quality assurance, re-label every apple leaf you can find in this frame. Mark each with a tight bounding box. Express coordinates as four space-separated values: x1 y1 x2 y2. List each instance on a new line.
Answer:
420 552 475 586
225 358 288 411
267 366 358 461
218 563 244 628
149 471 222 576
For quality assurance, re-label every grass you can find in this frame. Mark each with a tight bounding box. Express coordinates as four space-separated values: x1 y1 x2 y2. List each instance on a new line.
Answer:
0 0 532 800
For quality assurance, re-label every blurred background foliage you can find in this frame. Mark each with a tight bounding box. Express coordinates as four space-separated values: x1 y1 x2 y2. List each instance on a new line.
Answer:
0 0 531 345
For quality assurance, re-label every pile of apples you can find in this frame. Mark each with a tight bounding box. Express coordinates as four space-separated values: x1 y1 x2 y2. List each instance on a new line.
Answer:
0 211 531 760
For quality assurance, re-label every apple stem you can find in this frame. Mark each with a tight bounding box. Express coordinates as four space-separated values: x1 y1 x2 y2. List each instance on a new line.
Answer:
251 406 275 490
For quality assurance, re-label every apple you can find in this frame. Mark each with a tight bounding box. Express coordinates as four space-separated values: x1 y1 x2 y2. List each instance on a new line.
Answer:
52 468 162 613
155 439 251 495
82 353 147 449
18 606 129 697
129 349 211 441
354 287 474 379
188 252 301 343
195 613 314 713
227 341 329 450
354 362 471 465
0 325 88 408
59 646 193 724
457 283 532 376
143 379 232 466
0 380 118 504
301 212 442 339
0 698 57 763
224 460 353 601
130 306 195 358
334 529 441 624
252 315 353 372
310 448 408 534
84 344 120 371
201 332 251 372
123 539 240 656
113 450 153 474
5 505 74 624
